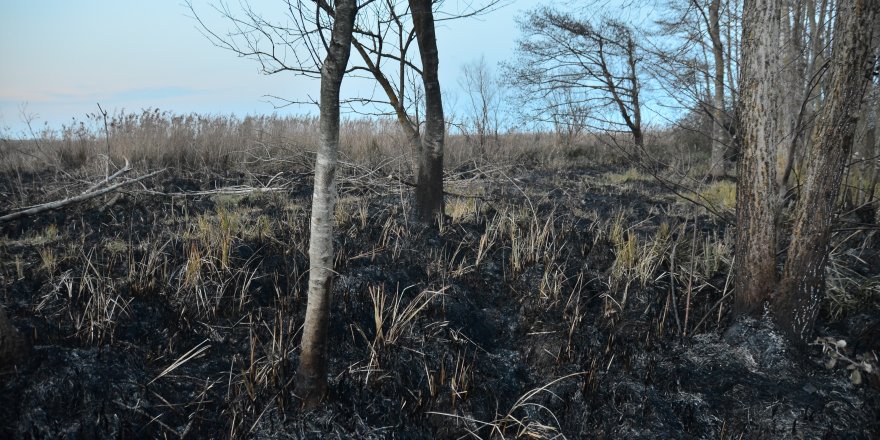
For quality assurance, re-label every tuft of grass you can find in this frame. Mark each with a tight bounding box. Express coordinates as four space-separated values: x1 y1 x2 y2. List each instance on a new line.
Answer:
697 180 736 211
445 196 478 224
611 234 639 283
35 248 131 345
191 206 241 269
217 207 239 269
502 205 559 276
75 251 132 344
39 247 58 275
635 222 671 285
129 238 170 296
353 285 446 384
335 196 356 226
475 214 501 268
239 214 276 243
103 238 128 254
26 223 61 246
370 285 445 348
694 230 731 280
429 372 585 438
604 167 651 184
184 241 203 289
538 263 567 303
336 196 371 230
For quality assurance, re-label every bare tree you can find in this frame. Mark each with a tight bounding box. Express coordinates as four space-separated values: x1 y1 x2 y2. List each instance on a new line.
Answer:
191 0 503 225
735 0 879 345
547 87 590 146
189 0 362 407
508 9 645 148
733 0 785 315
189 0 502 405
649 0 740 176
348 0 504 222
705 0 729 177
295 0 357 408
409 0 445 222
773 0 878 344
190 0 364 408
348 1 424 157
459 55 504 155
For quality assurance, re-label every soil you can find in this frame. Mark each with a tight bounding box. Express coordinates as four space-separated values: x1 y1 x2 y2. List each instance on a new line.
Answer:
1 163 878 439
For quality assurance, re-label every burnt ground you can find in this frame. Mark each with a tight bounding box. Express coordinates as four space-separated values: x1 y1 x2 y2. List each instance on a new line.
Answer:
1 162 879 439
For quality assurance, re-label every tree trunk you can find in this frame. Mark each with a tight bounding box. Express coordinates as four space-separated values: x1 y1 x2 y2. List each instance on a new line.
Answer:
708 0 729 178
410 0 445 224
295 0 356 409
625 36 644 150
777 0 807 194
733 0 785 315
774 0 878 345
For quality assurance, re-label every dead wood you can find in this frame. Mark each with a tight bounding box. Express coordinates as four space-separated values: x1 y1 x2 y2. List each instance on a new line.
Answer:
0 168 166 223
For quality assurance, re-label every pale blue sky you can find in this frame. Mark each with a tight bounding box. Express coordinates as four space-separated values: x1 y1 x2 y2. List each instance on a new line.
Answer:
0 0 533 135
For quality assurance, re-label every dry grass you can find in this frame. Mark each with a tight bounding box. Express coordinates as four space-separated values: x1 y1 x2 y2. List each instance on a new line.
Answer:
352 285 446 385
604 167 652 184
696 180 737 212
429 372 585 439
0 108 626 180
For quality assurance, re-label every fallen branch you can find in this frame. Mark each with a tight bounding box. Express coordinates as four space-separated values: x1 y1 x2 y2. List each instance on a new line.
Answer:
0 168 166 223
83 157 131 194
137 185 287 197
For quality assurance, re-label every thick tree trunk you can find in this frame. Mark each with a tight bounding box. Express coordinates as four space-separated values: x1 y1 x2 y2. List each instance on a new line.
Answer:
774 0 878 345
409 0 445 224
733 0 785 315
295 0 356 409
707 0 729 178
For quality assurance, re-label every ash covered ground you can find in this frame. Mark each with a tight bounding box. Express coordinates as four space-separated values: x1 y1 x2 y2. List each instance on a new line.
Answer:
2 162 878 439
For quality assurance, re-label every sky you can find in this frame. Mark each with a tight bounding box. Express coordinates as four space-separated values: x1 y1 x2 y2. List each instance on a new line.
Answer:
0 0 533 136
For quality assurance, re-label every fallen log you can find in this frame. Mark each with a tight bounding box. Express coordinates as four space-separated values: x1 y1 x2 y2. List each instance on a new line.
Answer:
0 168 166 223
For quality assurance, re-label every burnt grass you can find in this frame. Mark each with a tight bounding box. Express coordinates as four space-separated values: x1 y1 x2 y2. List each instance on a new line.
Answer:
1 161 879 439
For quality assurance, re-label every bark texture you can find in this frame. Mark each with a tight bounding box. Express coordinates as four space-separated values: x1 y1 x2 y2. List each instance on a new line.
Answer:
733 0 785 315
774 0 879 344
295 0 356 409
409 0 445 223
